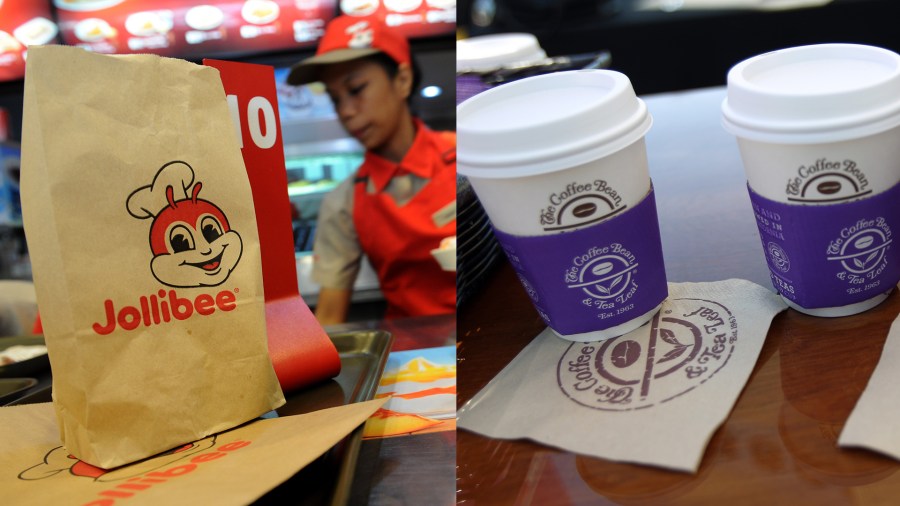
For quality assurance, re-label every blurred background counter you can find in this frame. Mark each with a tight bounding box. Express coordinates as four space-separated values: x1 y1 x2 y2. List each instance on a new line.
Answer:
458 0 900 95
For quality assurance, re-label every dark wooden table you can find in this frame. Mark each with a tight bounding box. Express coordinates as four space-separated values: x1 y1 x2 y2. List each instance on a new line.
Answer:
457 87 900 505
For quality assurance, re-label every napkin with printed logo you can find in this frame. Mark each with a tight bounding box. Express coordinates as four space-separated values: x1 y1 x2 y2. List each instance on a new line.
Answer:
458 279 786 472
839 315 900 458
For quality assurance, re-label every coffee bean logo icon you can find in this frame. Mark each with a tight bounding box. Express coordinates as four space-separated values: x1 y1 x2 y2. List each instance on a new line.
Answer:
557 298 738 410
791 172 871 203
595 315 703 393
592 261 614 277
572 202 597 218
827 227 891 274
854 236 874 249
767 242 790 273
545 194 626 232
817 181 841 195
568 254 637 299
610 340 641 368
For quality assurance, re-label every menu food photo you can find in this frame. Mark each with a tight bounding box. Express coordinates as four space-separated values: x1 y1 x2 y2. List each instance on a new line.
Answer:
0 1 59 81
0 0 456 82
52 0 455 57
339 0 455 37
53 0 339 58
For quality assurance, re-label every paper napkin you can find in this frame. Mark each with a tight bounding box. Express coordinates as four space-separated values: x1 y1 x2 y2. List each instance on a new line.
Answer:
458 279 786 472
840 315 900 459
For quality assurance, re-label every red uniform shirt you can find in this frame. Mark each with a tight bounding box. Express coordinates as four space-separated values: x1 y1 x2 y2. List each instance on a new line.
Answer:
312 119 456 318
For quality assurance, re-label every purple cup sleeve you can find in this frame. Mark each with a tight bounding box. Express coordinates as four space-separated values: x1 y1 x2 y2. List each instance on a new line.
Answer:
492 187 668 336
748 183 900 309
456 74 491 105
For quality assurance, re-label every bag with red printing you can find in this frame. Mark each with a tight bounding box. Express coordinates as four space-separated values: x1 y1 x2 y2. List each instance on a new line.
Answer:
20 45 285 469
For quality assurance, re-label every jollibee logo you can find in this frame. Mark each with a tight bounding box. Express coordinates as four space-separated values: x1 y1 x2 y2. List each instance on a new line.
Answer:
18 438 216 482
18 435 254 505
126 161 243 288
90 162 243 336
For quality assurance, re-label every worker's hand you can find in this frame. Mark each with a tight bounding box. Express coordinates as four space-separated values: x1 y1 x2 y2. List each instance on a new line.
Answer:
314 287 353 325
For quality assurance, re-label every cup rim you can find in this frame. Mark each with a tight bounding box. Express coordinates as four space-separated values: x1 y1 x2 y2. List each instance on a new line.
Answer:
722 43 900 144
458 69 652 179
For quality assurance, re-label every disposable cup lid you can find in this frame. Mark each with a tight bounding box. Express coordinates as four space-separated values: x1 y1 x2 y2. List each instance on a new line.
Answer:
722 43 900 144
456 33 547 73
457 69 652 179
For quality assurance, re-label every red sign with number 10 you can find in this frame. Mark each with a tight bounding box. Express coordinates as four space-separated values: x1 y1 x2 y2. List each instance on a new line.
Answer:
203 58 341 392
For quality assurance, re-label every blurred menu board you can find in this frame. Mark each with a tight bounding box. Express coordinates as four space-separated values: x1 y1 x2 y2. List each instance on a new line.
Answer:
0 0 454 81
53 0 338 58
339 0 454 38
0 1 60 81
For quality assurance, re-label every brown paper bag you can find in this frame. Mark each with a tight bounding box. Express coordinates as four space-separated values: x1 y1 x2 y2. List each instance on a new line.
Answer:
2 399 386 505
20 45 285 469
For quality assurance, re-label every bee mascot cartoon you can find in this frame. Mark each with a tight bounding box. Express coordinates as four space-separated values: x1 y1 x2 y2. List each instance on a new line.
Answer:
126 161 243 288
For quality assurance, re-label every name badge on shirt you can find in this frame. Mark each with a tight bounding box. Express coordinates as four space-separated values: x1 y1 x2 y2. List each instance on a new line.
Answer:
432 200 457 228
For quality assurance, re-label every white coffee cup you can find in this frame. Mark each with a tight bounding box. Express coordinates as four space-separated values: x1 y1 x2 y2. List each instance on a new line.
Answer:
458 70 653 236
722 43 900 317
456 33 549 106
456 33 547 74
458 69 666 341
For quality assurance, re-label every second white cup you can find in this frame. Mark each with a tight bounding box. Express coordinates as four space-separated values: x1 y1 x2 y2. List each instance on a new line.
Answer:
723 43 900 316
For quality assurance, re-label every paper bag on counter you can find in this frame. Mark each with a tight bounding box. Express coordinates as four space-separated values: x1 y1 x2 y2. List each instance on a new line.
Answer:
20 45 285 469
1 399 386 506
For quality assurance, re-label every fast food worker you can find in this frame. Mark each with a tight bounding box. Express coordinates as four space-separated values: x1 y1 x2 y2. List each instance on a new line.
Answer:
287 15 456 324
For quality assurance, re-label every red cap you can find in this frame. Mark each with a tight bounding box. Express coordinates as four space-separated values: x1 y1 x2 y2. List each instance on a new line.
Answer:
287 15 410 85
